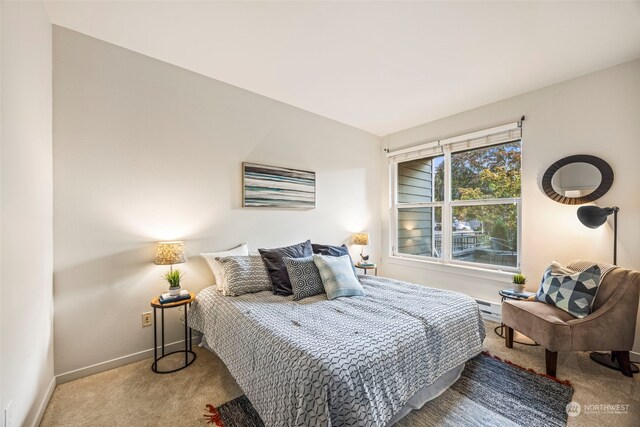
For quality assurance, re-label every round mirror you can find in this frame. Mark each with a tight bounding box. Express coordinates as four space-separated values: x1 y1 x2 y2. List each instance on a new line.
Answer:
542 155 613 205
551 162 602 198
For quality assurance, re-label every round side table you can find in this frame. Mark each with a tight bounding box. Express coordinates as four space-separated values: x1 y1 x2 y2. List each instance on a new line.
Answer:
355 263 378 275
150 292 196 373
496 289 538 346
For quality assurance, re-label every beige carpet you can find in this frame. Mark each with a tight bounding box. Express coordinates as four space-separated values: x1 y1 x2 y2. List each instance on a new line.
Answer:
41 321 640 426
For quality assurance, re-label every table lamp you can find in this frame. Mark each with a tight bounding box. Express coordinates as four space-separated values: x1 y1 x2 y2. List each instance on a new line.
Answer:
154 241 187 295
353 232 370 263
154 241 187 271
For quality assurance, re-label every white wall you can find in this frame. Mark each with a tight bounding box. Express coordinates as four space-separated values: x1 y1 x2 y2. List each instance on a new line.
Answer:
1 1 55 426
53 27 381 377
380 58 640 353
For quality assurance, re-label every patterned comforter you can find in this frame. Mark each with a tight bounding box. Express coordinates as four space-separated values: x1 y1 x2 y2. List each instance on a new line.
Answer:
189 275 485 427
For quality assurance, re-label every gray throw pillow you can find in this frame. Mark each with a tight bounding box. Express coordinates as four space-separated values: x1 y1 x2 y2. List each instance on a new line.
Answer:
535 262 601 318
283 256 325 301
216 255 272 296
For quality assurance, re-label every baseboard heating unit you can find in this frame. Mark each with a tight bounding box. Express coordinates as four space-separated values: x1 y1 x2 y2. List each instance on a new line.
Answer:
475 298 501 323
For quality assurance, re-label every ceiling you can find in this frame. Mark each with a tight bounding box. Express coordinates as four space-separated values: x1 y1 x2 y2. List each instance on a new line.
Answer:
44 1 640 136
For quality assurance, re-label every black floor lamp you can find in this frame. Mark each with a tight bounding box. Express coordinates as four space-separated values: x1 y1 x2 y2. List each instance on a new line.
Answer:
576 205 639 374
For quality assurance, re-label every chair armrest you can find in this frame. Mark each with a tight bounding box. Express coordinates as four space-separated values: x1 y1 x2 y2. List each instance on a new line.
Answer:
566 270 639 351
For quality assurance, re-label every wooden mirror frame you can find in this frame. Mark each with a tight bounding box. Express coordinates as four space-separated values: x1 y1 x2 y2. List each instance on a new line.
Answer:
542 154 614 205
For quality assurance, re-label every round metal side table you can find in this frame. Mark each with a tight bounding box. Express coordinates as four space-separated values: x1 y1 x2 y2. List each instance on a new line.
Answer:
150 292 196 373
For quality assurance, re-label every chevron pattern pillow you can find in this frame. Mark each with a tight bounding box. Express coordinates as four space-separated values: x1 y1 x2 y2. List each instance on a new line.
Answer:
201 243 249 291
535 262 601 318
216 255 272 296
313 254 364 300
283 256 325 301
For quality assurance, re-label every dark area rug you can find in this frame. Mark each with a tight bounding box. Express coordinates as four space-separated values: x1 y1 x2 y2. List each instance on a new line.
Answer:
203 352 574 427
204 395 264 427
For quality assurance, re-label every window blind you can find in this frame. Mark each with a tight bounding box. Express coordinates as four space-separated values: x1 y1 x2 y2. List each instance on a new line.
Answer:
387 121 522 163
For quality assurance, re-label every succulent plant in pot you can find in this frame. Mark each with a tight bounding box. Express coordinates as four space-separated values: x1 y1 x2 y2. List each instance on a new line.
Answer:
163 269 184 296
512 273 527 293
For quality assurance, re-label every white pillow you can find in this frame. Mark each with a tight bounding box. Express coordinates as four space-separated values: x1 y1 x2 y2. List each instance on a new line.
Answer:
201 243 249 291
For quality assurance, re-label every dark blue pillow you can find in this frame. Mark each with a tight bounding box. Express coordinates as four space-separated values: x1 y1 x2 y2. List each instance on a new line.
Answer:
311 243 357 275
259 240 312 296
312 243 349 257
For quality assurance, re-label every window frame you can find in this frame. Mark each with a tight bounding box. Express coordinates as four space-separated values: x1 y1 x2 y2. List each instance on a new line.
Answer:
389 125 522 273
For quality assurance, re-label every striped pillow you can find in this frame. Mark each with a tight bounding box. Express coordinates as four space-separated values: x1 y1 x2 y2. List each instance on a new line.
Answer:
312 254 364 300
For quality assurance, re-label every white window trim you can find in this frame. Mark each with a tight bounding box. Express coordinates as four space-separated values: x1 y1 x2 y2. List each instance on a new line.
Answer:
389 122 522 274
386 254 515 283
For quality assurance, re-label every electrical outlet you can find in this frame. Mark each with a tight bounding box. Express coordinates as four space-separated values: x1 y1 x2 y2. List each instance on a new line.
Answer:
4 401 13 427
142 312 152 327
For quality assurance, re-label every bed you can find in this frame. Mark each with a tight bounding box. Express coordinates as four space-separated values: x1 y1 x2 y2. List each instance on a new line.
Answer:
188 275 485 427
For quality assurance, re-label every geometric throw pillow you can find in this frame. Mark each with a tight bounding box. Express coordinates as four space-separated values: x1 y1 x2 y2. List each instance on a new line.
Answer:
535 263 601 318
312 254 365 300
258 240 313 296
215 255 272 297
201 243 249 291
283 256 325 301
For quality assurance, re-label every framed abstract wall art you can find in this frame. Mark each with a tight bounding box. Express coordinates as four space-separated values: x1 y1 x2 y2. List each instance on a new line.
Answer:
242 162 316 209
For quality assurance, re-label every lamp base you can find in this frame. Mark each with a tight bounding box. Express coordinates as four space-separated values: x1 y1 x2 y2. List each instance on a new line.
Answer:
590 352 638 374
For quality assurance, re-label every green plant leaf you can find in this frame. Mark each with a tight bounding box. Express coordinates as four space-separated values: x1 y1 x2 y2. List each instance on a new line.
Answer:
512 273 526 285
163 269 184 288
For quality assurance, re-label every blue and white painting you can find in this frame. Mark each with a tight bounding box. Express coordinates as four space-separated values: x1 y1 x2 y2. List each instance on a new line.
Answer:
243 163 316 209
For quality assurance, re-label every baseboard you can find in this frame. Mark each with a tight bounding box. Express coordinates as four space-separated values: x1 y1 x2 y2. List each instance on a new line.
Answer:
56 335 202 384
48 335 640 385
28 376 56 427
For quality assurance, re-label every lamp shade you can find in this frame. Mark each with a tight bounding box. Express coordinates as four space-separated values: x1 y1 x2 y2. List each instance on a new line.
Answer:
577 206 614 229
154 241 187 265
353 232 369 246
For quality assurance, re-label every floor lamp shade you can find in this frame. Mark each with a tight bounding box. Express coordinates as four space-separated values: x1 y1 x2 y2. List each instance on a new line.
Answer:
577 206 616 229
576 205 619 265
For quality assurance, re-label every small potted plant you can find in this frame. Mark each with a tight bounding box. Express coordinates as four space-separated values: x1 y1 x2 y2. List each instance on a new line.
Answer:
163 269 184 296
512 273 526 293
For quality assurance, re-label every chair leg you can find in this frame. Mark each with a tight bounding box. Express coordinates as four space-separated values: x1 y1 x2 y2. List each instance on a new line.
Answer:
505 325 514 349
614 351 633 377
545 349 558 377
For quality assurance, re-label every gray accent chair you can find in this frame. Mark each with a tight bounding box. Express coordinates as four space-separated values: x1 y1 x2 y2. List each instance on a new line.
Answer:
502 265 640 377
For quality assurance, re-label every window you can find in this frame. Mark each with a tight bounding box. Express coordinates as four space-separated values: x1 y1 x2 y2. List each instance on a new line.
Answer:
390 122 522 271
